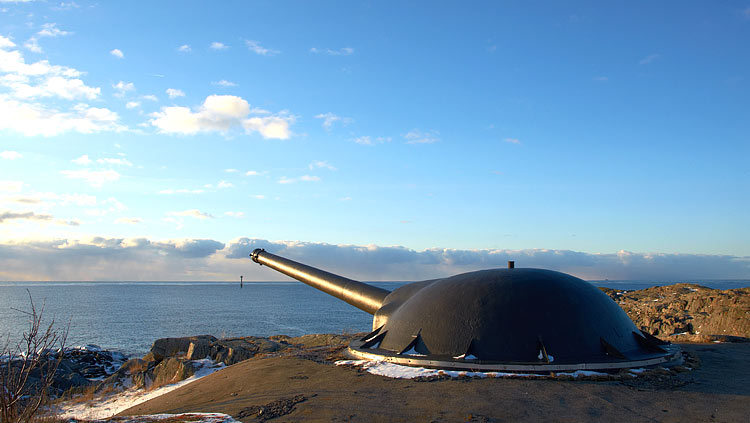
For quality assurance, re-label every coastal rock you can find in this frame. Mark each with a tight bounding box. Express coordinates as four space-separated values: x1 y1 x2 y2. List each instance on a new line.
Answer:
101 358 154 390
186 338 213 360
600 284 750 342
151 357 196 387
208 337 287 365
149 335 217 361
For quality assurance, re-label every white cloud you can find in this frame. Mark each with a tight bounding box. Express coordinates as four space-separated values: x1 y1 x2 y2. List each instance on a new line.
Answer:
245 170 267 176
224 168 238 173
167 209 213 219
245 40 279 56
0 180 23 193
97 157 132 166
217 180 234 189
166 88 185 98
352 135 391 146
0 53 77 78
23 23 71 54
113 80 134 97
125 101 140 109
0 210 54 224
252 194 265 199
309 47 354 56
404 129 439 144
114 217 141 225
242 115 292 139
224 211 244 218
314 112 351 130
177 44 191 53
278 175 320 184
38 23 71 38
3 72 100 100
0 41 122 136
150 94 293 139
24 38 42 53
60 169 120 187
0 96 123 136
71 154 91 165
210 42 228 50
309 160 336 171
0 35 15 50
142 94 158 102
504 137 521 144
213 79 237 87
639 53 660 65
110 48 124 59
0 150 21 159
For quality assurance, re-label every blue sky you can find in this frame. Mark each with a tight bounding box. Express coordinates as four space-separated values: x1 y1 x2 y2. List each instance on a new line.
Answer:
1 1 748 281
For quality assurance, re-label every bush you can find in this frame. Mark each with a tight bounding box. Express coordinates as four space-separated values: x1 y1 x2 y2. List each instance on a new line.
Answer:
0 291 68 423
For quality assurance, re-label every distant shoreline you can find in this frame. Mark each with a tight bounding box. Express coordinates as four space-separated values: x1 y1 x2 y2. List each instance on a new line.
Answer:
1 279 749 290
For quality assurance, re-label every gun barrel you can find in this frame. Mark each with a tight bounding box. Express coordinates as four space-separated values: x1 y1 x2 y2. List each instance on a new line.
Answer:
250 249 390 314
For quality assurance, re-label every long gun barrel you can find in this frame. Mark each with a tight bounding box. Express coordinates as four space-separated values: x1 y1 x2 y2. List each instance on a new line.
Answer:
250 249 390 314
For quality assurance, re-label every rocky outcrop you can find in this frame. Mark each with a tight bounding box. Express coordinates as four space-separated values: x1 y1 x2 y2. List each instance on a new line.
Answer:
1 345 127 397
148 335 217 361
601 283 750 342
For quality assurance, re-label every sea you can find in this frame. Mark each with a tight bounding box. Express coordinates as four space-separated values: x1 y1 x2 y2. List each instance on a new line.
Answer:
1 280 747 358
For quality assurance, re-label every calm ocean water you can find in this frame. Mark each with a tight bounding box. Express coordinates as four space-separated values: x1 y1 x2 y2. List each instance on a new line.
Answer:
1 280 747 357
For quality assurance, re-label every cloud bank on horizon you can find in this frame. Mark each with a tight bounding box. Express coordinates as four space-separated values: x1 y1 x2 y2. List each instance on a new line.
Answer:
0 237 747 282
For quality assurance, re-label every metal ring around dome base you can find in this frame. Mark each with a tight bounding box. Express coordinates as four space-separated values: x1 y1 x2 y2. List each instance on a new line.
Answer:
347 340 683 373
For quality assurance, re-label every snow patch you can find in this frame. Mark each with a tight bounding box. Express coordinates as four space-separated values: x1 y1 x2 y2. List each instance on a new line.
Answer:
57 358 225 420
335 360 607 380
83 413 239 423
452 354 478 360
400 346 426 357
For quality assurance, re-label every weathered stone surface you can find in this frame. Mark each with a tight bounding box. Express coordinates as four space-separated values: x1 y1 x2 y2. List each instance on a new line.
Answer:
186 339 213 360
208 337 287 365
150 335 217 361
151 357 196 387
600 284 750 342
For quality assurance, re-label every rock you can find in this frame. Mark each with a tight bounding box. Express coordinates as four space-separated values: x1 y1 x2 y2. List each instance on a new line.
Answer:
151 357 196 387
288 333 352 349
149 335 217 361
186 338 213 360
131 370 153 390
207 337 288 366
55 372 91 391
600 284 750 342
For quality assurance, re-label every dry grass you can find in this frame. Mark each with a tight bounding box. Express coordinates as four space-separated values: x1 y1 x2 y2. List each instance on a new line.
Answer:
123 359 150 375
58 383 117 405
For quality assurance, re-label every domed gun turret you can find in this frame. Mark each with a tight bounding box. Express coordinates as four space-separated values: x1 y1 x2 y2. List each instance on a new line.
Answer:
250 248 680 372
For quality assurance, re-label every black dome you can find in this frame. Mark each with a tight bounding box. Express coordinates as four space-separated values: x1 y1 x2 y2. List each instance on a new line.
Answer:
367 268 668 365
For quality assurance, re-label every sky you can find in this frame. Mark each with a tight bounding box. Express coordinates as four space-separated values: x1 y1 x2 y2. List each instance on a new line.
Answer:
0 1 748 281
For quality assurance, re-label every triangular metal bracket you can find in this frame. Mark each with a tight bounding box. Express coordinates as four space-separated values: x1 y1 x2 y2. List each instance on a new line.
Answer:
633 331 668 353
601 337 626 359
360 325 383 342
361 330 387 349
